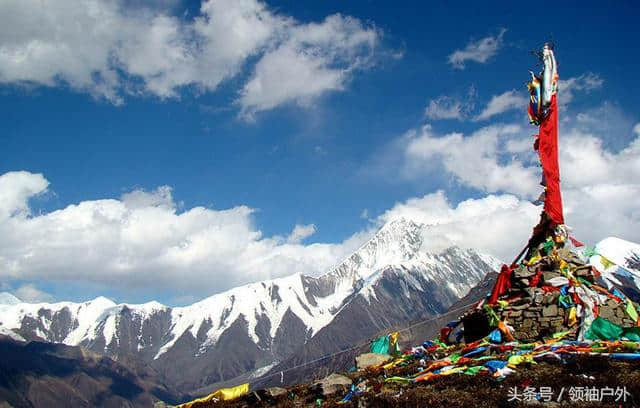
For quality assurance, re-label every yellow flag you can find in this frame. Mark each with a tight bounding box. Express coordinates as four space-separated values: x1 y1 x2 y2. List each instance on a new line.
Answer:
178 383 249 407
568 307 577 326
389 331 400 353
600 256 615 270
527 255 542 265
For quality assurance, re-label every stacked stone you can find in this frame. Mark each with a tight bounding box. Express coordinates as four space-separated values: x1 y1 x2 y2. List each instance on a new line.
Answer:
599 297 638 328
496 246 579 341
468 236 637 343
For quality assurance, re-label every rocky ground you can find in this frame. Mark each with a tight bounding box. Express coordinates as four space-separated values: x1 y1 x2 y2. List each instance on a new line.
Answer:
189 354 640 408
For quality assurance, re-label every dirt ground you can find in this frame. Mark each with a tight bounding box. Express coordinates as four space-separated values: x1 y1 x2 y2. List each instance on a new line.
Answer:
207 355 640 408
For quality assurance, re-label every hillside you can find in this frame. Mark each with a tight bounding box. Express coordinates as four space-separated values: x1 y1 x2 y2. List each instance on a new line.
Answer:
0 337 184 408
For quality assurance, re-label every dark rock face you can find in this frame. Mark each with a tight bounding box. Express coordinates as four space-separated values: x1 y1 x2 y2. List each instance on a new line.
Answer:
271 308 311 361
0 337 183 408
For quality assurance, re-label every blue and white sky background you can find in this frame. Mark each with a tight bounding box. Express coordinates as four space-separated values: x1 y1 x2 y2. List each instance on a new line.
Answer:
1 0 639 305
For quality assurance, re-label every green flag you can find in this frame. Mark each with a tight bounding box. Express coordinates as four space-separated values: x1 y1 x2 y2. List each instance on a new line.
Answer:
371 335 390 354
584 317 623 341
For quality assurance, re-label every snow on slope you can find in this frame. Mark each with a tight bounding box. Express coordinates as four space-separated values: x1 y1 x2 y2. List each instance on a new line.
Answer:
0 292 21 305
594 236 640 289
0 296 117 344
155 273 344 359
326 218 427 282
156 218 499 358
322 218 499 301
0 326 25 341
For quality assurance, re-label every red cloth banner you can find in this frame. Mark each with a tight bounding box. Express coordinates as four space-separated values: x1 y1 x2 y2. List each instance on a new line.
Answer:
488 264 514 305
538 94 564 225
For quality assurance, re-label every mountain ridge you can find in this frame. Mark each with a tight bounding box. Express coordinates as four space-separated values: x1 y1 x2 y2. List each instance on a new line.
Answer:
0 218 501 392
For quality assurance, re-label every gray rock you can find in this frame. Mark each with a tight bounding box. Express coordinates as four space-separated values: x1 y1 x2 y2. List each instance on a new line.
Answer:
534 293 544 304
599 306 616 321
264 387 287 397
314 373 352 396
523 287 536 299
542 271 561 282
542 305 558 317
514 266 536 279
355 353 392 370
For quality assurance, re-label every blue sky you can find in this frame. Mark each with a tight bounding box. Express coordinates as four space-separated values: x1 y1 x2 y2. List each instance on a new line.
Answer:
1 0 639 305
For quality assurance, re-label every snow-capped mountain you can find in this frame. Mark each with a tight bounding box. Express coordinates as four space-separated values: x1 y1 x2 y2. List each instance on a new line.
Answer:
0 218 500 392
594 237 640 301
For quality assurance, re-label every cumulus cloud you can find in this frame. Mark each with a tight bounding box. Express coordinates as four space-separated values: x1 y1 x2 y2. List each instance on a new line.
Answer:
3 115 640 300
379 192 539 261
363 101 640 259
0 171 49 219
286 224 317 244
238 14 378 118
376 174 640 262
475 89 527 121
13 284 55 303
0 172 368 299
0 0 379 114
448 29 506 69
401 123 539 198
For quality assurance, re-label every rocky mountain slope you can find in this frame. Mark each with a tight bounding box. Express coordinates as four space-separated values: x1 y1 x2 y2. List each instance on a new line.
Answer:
0 218 500 393
0 337 184 408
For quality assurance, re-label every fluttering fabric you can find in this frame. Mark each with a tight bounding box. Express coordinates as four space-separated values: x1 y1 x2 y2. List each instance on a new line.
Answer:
528 45 564 225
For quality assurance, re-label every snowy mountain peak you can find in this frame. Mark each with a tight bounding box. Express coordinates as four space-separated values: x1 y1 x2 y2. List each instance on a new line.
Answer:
596 237 640 267
0 292 21 305
594 236 640 295
323 218 428 283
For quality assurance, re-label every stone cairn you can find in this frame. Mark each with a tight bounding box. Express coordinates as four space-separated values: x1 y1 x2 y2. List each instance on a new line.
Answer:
461 219 638 343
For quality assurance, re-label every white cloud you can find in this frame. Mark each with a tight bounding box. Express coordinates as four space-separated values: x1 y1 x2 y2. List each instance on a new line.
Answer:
379 192 539 261
0 172 367 299
558 126 640 189
475 89 527 121
121 186 176 210
376 176 640 262
424 96 465 120
365 101 640 259
286 224 317 244
558 73 603 107
0 0 380 114
3 115 640 300
401 123 539 198
448 29 506 69
237 14 378 118
14 284 54 303
0 171 49 219
424 87 476 121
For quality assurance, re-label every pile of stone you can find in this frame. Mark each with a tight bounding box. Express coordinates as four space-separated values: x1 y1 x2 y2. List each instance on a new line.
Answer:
462 225 638 343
